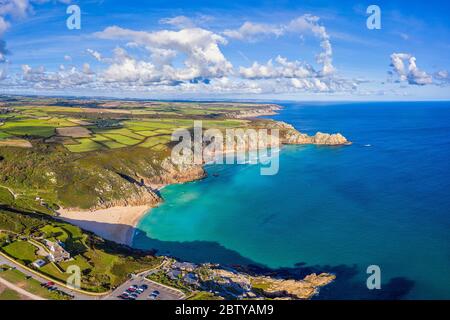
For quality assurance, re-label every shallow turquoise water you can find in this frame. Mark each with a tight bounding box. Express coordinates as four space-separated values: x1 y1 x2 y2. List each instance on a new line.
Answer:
134 102 450 299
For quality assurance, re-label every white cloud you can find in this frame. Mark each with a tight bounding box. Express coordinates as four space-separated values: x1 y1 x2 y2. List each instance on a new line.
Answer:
159 15 195 29
433 70 450 85
224 14 334 76
86 48 103 62
291 78 328 91
390 53 432 85
20 63 95 89
223 22 283 40
0 16 10 35
0 66 6 80
82 62 94 75
94 26 233 83
286 14 334 75
0 40 8 62
239 56 314 79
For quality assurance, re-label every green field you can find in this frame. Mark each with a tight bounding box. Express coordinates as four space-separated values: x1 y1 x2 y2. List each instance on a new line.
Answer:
139 135 172 148
100 140 126 149
0 132 11 139
65 138 104 152
0 287 22 300
101 133 141 146
2 241 38 265
0 268 71 300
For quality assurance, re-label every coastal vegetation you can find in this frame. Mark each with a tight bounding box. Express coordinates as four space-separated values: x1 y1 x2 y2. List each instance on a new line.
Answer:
0 207 161 293
0 95 345 299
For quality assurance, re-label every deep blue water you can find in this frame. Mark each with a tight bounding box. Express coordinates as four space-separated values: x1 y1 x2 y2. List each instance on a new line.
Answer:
133 102 450 299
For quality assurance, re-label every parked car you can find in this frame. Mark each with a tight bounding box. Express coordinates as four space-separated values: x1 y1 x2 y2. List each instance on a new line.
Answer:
118 293 129 299
42 281 55 288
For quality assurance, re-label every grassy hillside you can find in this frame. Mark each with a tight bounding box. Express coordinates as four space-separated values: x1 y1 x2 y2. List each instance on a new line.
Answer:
0 97 281 212
0 207 161 292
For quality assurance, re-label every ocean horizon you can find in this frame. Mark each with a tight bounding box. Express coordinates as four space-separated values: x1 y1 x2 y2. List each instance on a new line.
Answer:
133 101 450 299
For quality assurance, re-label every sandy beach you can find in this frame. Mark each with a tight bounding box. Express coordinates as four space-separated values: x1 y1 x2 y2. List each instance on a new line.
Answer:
57 205 150 246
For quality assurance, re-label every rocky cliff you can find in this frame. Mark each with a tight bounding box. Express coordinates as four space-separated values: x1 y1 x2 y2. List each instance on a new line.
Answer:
273 121 350 145
252 272 336 299
225 104 282 119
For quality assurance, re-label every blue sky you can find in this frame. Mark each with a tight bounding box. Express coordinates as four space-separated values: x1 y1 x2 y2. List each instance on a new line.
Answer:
0 0 449 100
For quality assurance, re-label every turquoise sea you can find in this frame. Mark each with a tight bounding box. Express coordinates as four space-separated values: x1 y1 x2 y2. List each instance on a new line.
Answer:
133 102 450 299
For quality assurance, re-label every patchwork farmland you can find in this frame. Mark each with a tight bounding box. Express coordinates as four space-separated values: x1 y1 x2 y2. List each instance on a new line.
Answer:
0 98 259 153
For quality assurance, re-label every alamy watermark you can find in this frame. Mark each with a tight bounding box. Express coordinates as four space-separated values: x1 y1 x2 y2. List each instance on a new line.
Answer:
66 265 81 290
66 5 81 30
366 5 381 30
170 121 280 175
366 265 381 290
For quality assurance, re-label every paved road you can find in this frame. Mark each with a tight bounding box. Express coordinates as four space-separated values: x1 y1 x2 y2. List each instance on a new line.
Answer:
105 271 185 301
0 254 100 300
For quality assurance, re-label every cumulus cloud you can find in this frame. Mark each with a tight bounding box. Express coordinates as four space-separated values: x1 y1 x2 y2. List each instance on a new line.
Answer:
434 70 449 84
224 14 334 76
94 26 233 83
239 56 314 79
390 53 432 85
291 78 327 91
287 14 334 75
230 15 340 93
20 63 95 89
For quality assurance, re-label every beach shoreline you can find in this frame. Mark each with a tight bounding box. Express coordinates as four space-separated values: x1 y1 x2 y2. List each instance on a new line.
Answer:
57 205 152 246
